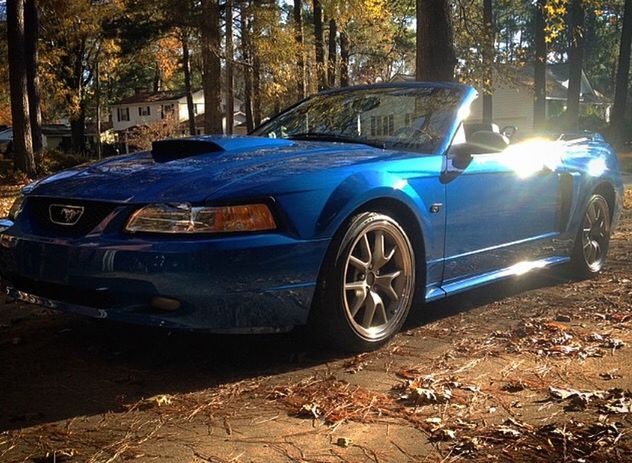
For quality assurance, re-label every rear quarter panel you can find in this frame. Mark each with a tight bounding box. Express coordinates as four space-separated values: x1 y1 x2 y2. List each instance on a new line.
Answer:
561 140 624 238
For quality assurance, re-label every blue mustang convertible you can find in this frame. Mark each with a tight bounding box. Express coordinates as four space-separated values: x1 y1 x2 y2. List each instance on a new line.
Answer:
0 83 624 351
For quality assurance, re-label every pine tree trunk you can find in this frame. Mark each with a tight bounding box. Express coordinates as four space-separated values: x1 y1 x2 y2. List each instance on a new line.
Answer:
340 30 350 87
181 31 196 136
313 0 326 90
70 106 86 154
294 0 306 99
534 0 547 131
415 0 457 82
7 0 35 176
201 0 223 134
24 0 41 162
253 54 261 127
153 66 161 92
482 0 493 123
226 0 235 134
566 0 585 132
95 52 102 159
611 0 632 144
69 41 86 154
240 0 254 132
327 18 337 88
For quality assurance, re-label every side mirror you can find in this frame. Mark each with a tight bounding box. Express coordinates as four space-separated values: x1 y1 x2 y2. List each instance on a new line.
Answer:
448 144 474 170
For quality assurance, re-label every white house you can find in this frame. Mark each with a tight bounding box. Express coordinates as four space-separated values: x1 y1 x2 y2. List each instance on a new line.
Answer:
110 89 243 135
391 64 610 132
110 89 207 132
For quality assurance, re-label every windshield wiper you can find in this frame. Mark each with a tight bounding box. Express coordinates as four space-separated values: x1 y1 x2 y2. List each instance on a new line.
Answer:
288 132 385 149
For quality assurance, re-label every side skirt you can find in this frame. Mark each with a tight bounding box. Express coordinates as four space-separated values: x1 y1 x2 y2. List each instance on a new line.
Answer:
425 256 570 301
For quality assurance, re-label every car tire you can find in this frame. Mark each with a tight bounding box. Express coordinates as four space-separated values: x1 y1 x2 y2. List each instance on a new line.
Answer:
310 212 416 352
568 194 611 279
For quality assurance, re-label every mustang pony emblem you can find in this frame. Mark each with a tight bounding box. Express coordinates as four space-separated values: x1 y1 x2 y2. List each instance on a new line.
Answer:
49 204 84 226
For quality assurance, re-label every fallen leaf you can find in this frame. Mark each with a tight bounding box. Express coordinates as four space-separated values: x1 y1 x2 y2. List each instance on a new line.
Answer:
335 437 352 447
496 425 521 438
298 403 322 419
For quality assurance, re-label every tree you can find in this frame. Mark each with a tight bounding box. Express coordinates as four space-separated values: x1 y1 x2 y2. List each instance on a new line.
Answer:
482 0 493 122
293 0 307 98
339 29 350 86
226 0 235 134
39 0 125 154
313 0 326 90
611 0 632 144
534 0 547 131
6 0 35 176
201 0 223 134
566 0 586 131
415 0 457 81
24 0 42 161
181 30 197 136
240 0 254 131
327 18 337 88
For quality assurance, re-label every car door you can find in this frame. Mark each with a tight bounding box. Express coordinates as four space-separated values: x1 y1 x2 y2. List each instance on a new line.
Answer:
442 132 562 288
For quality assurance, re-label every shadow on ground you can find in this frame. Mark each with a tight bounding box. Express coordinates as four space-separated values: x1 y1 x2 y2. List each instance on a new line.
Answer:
0 269 566 431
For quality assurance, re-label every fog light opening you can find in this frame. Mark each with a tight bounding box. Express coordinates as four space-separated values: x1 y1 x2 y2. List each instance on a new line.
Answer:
150 297 181 312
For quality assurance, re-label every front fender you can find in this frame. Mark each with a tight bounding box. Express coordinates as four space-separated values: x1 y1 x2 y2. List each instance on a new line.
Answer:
315 170 433 259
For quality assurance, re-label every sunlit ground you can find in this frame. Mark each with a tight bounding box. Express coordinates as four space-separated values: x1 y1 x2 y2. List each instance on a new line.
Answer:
0 177 631 461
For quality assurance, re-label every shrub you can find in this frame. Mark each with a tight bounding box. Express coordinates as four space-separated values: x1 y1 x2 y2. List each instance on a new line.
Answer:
40 150 86 174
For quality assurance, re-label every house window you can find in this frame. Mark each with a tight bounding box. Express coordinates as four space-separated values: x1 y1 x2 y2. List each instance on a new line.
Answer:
388 114 394 135
370 117 376 136
404 113 411 127
161 104 175 119
117 107 130 122
139 106 150 116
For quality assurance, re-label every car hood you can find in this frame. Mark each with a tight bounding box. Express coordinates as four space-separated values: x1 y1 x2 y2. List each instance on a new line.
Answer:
26 136 393 203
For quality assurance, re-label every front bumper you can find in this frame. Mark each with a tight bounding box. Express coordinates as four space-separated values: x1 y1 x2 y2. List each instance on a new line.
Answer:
0 230 329 332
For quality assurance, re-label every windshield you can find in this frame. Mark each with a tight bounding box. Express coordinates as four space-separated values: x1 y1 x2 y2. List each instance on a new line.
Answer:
253 86 464 153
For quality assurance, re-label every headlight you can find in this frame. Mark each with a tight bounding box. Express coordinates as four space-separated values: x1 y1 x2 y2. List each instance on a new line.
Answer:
125 203 277 234
8 196 25 220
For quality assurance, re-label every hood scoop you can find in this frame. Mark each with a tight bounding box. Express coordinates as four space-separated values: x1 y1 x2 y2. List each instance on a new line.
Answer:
152 139 224 162
151 136 294 162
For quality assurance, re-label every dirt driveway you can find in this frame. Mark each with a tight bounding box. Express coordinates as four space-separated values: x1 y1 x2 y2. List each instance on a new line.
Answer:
1 191 631 463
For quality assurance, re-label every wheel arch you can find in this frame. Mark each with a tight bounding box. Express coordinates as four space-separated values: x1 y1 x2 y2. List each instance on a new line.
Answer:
592 181 616 223
346 197 427 266
311 194 429 310
307 196 428 345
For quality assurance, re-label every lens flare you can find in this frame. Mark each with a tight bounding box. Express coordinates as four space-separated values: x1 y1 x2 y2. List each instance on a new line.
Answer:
501 139 564 178
586 158 607 177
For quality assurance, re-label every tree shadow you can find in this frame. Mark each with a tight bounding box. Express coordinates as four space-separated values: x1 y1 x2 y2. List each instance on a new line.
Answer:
0 269 570 432
406 269 568 327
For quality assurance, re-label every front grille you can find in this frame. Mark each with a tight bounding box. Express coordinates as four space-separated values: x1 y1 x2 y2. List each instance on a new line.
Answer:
25 197 119 237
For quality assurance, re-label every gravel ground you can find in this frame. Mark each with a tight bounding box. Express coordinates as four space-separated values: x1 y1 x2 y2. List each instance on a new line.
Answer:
0 187 631 463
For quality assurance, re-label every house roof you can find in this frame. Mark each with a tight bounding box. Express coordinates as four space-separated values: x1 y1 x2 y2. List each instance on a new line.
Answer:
41 124 72 137
113 89 201 106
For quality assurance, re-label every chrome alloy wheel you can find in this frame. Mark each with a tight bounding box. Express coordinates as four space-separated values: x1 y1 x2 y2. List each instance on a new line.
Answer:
581 196 610 272
341 220 414 341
